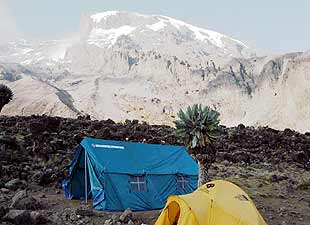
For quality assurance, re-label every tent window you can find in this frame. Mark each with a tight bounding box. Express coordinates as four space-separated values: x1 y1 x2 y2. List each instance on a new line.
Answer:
177 176 189 189
130 176 146 192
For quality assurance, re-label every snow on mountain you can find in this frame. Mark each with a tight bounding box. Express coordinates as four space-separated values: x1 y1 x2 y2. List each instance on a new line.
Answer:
76 11 253 59
90 11 120 23
1 11 309 133
88 25 137 47
0 39 71 66
146 20 167 31
0 11 254 66
155 15 246 49
87 11 248 49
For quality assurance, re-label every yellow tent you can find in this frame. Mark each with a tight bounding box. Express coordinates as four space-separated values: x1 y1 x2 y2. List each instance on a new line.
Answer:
155 180 267 225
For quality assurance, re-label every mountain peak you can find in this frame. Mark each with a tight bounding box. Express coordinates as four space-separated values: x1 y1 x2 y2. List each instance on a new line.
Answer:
82 11 254 58
90 11 149 23
90 11 120 23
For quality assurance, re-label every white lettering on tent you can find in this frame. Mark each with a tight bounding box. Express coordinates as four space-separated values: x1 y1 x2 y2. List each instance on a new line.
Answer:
91 144 125 149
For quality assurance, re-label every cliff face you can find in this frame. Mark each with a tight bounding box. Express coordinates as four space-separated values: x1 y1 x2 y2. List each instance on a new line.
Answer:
3 50 309 132
0 12 309 132
64 11 253 73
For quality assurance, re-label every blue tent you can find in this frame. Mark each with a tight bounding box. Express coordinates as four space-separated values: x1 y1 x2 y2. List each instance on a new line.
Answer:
62 137 198 211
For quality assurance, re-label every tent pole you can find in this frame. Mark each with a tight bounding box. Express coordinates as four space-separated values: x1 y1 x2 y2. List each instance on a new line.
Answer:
85 150 87 204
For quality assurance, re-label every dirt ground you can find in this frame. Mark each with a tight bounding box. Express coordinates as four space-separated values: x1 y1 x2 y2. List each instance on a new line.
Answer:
1 115 309 224
209 162 310 225
11 162 308 225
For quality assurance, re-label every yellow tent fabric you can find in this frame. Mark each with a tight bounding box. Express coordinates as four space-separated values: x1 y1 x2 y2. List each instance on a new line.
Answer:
155 180 267 225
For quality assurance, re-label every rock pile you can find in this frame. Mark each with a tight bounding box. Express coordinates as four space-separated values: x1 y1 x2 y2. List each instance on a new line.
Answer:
215 125 310 169
0 115 309 188
0 115 309 224
0 188 48 225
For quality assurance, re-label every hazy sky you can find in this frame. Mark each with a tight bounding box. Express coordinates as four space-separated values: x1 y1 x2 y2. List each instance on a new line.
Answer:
1 0 309 53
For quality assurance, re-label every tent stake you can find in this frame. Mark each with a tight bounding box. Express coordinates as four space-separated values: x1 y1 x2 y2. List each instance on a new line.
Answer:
85 150 87 204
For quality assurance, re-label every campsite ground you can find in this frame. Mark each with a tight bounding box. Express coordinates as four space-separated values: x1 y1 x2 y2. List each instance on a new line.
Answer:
2 162 308 225
0 115 309 224
209 163 310 225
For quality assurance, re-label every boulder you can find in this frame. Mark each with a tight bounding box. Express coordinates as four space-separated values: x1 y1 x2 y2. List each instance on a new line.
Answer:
119 208 133 223
3 209 31 225
127 219 135 224
31 171 44 184
4 179 24 191
231 151 253 164
0 188 10 193
10 190 27 207
111 214 118 222
75 208 96 217
270 174 288 183
30 211 49 224
104 219 113 225
10 190 41 210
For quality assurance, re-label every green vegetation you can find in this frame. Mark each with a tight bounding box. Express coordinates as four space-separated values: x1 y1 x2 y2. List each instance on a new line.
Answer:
174 104 220 186
0 84 13 113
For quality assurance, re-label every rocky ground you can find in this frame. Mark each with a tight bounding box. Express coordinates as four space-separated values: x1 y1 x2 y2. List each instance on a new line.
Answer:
0 115 309 225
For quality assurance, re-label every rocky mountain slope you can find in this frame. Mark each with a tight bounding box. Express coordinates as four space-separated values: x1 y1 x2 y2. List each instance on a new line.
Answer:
0 11 309 132
0 115 309 224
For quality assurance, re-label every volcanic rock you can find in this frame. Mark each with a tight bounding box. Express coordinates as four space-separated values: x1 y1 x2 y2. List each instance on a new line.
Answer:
4 179 24 191
30 211 49 224
119 209 133 222
3 209 31 225
10 190 41 210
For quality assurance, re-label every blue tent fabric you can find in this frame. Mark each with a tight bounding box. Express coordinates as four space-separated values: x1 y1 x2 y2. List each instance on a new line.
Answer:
62 137 198 211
